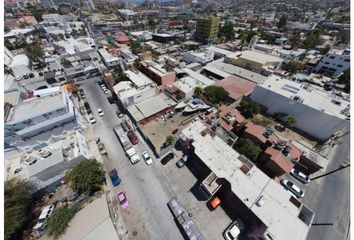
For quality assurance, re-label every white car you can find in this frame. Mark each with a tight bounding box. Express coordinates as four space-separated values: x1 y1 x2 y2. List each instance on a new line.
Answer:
126 147 136 157
223 219 245 240
142 151 153 165
89 117 96 124
290 169 310 184
130 154 140 164
103 89 109 94
33 205 55 232
98 108 104 117
280 179 305 198
23 156 37 165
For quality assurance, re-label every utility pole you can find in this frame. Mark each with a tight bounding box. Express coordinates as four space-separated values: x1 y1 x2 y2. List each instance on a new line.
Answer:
310 164 350 181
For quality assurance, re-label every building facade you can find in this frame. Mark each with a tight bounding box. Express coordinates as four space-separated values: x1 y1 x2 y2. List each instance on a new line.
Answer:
195 16 219 44
314 49 350 78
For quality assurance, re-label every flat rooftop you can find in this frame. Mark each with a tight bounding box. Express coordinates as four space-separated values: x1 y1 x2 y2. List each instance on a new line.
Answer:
233 50 282 64
6 94 66 124
125 70 154 88
208 62 267 84
127 93 177 122
173 76 205 94
181 121 310 240
98 48 120 62
182 68 215 86
143 61 168 76
257 75 349 119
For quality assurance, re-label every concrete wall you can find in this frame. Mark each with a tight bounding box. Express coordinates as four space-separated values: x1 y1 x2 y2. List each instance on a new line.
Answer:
250 86 350 141
161 72 176 88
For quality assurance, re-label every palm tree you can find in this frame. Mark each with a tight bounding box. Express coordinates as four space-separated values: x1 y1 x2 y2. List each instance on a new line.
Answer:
194 87 204 98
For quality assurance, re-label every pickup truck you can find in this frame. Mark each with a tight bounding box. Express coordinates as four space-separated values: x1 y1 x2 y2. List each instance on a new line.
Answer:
125 147 140 164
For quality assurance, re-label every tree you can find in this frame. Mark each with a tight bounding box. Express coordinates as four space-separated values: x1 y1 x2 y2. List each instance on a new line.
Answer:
282 116 297 129
128 40 143 55
218 22 235 42
194 86 204 98
5 179 36 240
233 138 262 161
301 29 324 50
61 58 72 68
165 135 174 145
25 42 44 60
281 61 305 75
277 15 288 29
237 100 260 118
133 59 141 69
289 30 301 49
46 207 79 239
203 86 229 104
338 68 350 93
32 9 43 22
112 65 128 84
66 160 105 195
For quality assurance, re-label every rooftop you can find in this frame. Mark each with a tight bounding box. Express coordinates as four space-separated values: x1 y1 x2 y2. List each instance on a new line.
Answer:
182 68 215 86
125 70 154 89
235 50 282 64
257 75 350 119
127 94 177 122
212 75 256 101
59 196 119 240
181 121 310 240
6 94 66 124
209 62 267 84
98 48 120 62
245 122 279 144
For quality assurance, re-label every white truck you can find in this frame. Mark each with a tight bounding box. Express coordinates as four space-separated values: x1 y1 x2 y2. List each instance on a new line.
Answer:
126 147 140 164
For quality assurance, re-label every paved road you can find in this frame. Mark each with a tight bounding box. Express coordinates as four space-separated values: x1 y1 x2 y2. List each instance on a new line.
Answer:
81 80 183 240
305 134 350 240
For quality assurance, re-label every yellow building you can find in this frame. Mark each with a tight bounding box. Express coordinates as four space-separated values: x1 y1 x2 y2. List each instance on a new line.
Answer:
195 16 219 44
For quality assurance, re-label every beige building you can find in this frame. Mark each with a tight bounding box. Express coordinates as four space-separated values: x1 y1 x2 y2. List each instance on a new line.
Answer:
225 50 282 73
195 16 220 44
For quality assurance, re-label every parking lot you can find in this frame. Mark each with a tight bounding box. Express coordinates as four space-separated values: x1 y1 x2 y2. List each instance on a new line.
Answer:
159 148 233 240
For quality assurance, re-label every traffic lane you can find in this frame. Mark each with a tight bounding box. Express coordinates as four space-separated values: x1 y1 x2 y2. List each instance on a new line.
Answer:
82 81 183 240
305 135 350 240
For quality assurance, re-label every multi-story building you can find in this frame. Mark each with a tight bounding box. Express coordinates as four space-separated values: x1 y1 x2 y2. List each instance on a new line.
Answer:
5 92 75 140
179 120 313 240
195 16 219 44
98 48 120 67
139 61 176 89
183 50 214 64
314 49 350 78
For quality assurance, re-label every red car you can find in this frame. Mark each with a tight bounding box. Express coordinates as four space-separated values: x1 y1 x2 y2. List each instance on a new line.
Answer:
127 131 139 145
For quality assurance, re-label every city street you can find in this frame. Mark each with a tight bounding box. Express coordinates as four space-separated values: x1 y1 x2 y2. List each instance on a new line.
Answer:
80 80 183 240
304 134 350 240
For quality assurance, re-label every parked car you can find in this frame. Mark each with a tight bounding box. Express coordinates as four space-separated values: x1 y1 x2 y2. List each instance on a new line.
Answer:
89 116 96 124
223 219 245 240
129 154 140 164
280 179 305 198
23 156 37 165
290 169 310 184
110 169 121 186
98 108 104 117
127 131 139 145
33 205 55 233
161 152 174 165
116 109 124 118
176 155 188 168
107 96 115 104
142 151 153 165
118 190 129 209
208 195 221 210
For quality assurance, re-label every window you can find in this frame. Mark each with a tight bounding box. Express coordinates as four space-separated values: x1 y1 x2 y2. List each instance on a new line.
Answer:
329 56 335 59
344 59 350 62
337 64 343 68
324 62 329 65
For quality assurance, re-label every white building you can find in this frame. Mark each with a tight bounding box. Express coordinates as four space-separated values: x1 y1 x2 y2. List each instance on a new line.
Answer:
250 75 350 140
5 130 91 190
180 121 313 240
98 48 120 67
314 49 350 78
113 70 157 108
183 50 214 64
5 93 75 139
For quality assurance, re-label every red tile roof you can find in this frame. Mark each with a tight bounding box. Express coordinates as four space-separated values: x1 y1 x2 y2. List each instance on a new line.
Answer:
245 122 279 144
264 147 294 173
212 75 256 101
